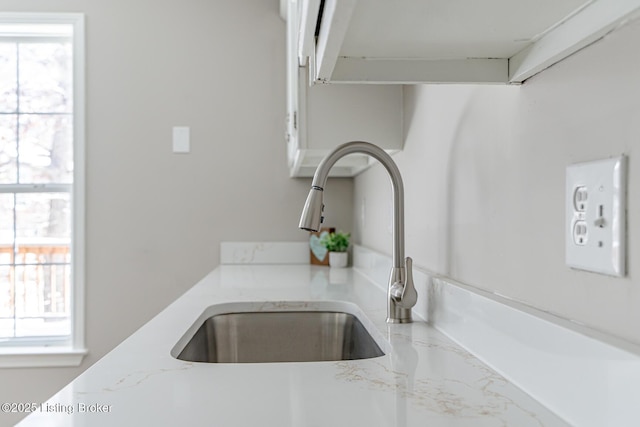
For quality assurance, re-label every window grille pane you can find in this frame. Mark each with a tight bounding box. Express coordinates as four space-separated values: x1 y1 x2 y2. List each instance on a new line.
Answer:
13 264 71 338
15 193 71 240
0 263 15 336
0 193 14 255
18 43 72 114
0 264 13 310
0 42 16 112
0 114 17 184
18 114 72 183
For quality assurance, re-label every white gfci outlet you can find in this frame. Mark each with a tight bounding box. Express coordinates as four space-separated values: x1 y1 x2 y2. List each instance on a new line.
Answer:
565 156 626 276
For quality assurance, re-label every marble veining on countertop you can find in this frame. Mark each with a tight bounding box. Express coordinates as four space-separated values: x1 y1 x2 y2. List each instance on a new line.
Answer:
18 265 567 426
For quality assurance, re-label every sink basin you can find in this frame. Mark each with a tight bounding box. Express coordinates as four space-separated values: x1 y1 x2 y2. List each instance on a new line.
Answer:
172 304 385 363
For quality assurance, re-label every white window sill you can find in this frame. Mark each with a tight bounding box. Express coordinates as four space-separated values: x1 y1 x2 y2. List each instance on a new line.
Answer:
0 347 87 368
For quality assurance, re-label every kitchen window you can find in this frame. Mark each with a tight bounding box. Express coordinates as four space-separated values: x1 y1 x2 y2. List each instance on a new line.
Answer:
0 13 85 367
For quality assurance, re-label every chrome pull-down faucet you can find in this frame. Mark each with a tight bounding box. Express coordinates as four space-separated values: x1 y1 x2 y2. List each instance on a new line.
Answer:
299 141 417 323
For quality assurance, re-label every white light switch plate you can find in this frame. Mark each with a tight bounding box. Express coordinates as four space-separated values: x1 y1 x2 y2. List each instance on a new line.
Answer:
565 156 626 276
172 126 190 153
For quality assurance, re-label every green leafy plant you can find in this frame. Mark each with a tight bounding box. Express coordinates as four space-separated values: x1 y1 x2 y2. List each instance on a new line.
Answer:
320 231 350 253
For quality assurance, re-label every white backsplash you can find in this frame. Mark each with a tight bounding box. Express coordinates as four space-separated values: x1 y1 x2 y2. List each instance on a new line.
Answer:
352 244 640 427
220 241 309 264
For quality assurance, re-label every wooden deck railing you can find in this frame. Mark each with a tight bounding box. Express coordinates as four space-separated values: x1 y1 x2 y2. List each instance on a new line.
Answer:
0 242 70 320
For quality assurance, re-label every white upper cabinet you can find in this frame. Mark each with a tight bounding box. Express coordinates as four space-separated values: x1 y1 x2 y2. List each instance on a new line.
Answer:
285 0 404 177
299 0 640 84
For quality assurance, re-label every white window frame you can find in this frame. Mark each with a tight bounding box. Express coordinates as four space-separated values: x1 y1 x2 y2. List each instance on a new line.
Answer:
0 12 86 368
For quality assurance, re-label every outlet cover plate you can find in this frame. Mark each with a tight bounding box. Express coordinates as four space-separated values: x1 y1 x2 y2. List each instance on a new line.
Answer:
565 156 626 276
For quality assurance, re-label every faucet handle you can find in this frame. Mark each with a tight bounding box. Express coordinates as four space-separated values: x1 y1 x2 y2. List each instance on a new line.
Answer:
390 257 418 309
400 257 418 308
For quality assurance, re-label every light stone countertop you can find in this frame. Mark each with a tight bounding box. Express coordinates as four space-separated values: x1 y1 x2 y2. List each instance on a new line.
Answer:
18 265 567 426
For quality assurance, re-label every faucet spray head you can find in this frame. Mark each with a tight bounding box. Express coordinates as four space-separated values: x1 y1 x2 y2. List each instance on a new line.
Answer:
298 186 324 232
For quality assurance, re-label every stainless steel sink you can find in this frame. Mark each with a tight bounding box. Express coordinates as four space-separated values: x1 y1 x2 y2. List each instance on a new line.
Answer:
174 310 385 363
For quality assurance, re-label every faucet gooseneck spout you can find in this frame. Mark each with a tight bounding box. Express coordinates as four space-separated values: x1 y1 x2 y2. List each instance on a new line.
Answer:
299 141 417 323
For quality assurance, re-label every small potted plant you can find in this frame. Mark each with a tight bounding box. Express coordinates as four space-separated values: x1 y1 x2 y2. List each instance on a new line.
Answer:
320 231 350 268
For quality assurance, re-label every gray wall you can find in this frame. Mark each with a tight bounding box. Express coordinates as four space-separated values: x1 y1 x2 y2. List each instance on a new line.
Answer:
355 18 640 345
0 1 353 425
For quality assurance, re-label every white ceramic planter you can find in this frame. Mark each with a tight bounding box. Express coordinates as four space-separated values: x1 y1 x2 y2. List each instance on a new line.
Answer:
329 252 348 268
